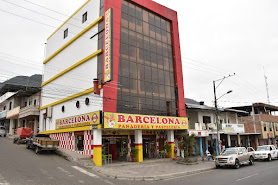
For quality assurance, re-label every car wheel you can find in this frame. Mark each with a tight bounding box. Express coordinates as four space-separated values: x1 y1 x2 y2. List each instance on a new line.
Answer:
234 159 240 169
249 156 254 165
267 154 271 161
35 146 40 154
13 139 16 144
216 165 221 169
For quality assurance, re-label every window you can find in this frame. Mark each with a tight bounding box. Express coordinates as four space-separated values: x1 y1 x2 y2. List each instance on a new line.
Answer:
34 99 36 106
29 99 32 106
64 28 68 39
203 116 211 124
275 123 278 131
117 0 176 116
61 106 65 113
85 98 90 105
263 123 267 131
82 12 87 23
3 106 6 111
76 101 80 108
9 102 12 110
24 102 27 106
75 132 84 151
269 122 272 131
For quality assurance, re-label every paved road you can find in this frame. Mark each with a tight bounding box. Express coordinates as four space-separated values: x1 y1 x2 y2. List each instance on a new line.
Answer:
0 137 118 185
1 136 278 185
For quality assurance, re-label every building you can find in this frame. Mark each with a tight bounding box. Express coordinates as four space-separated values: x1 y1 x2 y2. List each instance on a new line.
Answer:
0 77 41 135
40 0 187 166
185 98 247 156
232 103 278 148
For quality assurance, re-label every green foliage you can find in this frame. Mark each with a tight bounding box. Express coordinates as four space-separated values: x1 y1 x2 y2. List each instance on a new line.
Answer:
178 133 199 158
131 148 138 158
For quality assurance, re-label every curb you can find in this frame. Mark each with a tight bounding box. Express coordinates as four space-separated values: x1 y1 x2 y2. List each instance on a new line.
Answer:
92 166 215 181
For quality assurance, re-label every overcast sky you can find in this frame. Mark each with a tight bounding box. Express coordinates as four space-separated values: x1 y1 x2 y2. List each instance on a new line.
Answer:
0 0 277 108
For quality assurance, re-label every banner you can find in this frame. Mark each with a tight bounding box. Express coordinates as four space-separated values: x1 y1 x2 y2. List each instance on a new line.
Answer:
56 111 100 129
104 8 113 83
188 130 209 137
222 123 245 133
103 112 188 130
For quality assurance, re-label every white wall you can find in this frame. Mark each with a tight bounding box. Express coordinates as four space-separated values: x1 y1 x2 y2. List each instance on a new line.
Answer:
41 0 100 108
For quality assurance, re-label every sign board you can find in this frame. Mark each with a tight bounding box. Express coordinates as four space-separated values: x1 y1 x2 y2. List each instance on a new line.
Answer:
103 112 188 130
55 111 100 129
104 8 113 83
222 123 245 134
188 130 209 137
0 110 7 119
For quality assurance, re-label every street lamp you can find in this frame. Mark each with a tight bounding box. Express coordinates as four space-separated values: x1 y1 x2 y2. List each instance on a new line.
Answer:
213 73 235 155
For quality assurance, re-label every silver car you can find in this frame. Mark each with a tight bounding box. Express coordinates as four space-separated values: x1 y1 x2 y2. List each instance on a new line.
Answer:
0 126 7 137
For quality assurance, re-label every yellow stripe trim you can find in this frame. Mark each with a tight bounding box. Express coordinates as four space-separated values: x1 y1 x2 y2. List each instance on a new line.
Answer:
39 85 102 110
41 49 102 86
40 126 91 134
44 16 103 64
47 0 91 40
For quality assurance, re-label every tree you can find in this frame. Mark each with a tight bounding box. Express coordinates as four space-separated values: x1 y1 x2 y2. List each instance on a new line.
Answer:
178 133 199 161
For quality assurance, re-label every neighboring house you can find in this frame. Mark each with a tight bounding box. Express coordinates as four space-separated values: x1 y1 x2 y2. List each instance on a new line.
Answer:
231 103 278 148
40 0 187 166
0 75 41 135
185 98 247 156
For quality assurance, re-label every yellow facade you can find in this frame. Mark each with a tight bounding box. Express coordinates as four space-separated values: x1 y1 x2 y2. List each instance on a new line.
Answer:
168 143 175 158
261 121 275 139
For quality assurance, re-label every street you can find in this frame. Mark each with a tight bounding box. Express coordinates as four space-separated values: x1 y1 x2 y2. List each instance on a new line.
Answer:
1 136 278 185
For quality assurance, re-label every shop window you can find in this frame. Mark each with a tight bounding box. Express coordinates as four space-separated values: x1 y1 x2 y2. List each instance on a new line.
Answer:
263 123 267 131
64 28 68 39
82 12 87 23
75 133 84 151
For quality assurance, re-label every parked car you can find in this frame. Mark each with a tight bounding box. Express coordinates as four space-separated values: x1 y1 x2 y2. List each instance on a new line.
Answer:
26 133 59 154
0 126 6 137
254 145 278 161
215 147 255 169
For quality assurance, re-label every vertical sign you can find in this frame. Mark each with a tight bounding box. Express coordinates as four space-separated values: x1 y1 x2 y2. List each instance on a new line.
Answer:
104 8 113 83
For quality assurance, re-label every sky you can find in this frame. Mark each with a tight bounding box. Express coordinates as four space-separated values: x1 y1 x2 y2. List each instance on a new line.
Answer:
0 0 277 108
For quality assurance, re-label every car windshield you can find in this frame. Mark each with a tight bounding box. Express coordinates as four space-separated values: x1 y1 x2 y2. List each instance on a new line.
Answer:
257 146 269 151
222 149 238 155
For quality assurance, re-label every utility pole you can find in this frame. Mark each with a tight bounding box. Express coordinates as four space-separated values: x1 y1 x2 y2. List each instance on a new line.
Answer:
213 73 235 155
263 67 270 104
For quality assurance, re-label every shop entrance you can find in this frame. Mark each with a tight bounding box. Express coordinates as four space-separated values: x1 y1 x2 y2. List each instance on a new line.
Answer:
143 136 156 159
102 136 128 162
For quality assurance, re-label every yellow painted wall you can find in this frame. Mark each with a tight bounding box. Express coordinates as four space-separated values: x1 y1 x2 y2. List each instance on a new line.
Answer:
93 146 102 166
135 145 143 162
261 121 275 139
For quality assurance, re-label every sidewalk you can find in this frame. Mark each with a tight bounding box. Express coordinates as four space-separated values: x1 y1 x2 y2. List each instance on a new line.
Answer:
52 147 216 181
90 159 215 181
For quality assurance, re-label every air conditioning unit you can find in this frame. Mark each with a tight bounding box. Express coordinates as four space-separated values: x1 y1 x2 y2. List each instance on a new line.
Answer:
46 107 52 118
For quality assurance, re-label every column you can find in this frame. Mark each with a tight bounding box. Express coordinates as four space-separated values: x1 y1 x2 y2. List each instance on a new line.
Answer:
255 135 259 149
135 130 143 162
237 133 241 146
247 135 250 147
92 129 102 166
199 137 203 156
34 117 38 134
167 130 174 158
9 119 13 135
127 135 131 161
227 134 231 148
205 137 208 151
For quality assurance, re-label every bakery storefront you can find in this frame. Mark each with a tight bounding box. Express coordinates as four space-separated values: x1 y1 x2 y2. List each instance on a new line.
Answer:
102 112 188 163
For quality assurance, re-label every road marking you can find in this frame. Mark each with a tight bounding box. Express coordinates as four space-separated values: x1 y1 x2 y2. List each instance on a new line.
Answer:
236 173 259 181
72 166 99 178
103 179 115 185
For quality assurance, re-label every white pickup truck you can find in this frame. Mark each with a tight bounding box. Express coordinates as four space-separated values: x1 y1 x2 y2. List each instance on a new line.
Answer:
254 145 278 161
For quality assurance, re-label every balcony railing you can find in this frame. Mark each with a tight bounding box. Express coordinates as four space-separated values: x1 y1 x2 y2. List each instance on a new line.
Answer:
19 105 40 119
